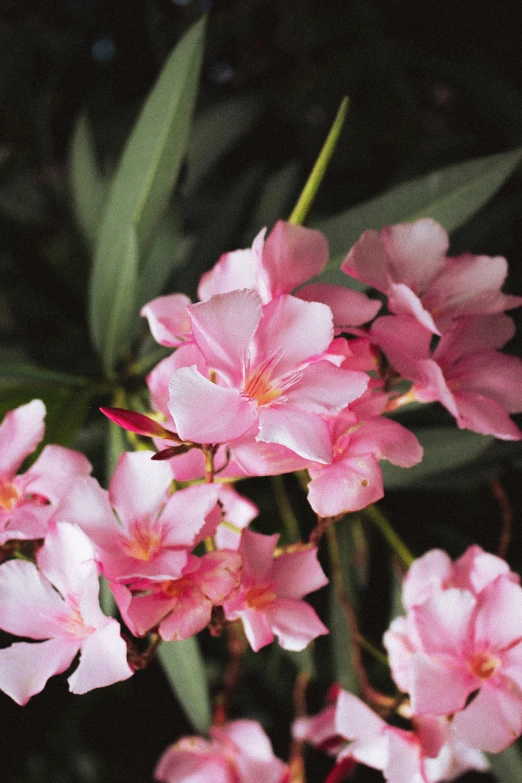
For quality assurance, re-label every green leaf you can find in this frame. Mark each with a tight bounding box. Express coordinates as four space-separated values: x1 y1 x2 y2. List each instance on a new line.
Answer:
157 637 211 733
69 113 106 247
100 225 139 374
183 93 263 195
381 428 494 490
329 583 358 694
89 17 206 369
242 162 300 242
0 362 88 387
289 97 349 227
316 147 522 268
487 744 522 782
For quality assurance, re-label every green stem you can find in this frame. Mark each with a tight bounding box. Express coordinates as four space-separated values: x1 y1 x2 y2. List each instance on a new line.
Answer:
271 475 301 543
364 504 414 568
288 97 349 226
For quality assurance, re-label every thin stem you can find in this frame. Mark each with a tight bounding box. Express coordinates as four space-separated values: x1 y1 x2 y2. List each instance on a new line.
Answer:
213 620 248 726
288 97 349 226
326 525 394 709
491 477 512 559
287 669 311 783
364 504 414 568
202 445 215 484
271 475 301 542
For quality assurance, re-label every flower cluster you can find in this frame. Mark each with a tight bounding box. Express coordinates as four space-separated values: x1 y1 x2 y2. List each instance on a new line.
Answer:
1 214 522 782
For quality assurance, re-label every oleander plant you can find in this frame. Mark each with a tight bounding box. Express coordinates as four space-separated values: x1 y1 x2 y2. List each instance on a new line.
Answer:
2 7 522 783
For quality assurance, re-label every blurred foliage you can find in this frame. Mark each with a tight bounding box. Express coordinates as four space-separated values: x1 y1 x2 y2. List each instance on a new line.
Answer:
2 1 522 781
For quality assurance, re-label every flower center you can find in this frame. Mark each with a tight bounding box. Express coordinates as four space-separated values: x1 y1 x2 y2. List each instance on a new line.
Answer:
161 574 193 598
470 650 501 680
123 520 163 561
59 597 94 639
0 480 20 512
242 362 283 407
246 583 276 610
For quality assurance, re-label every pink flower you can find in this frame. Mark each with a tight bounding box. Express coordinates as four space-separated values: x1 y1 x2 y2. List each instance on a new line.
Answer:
0 399 92 543
306 407 423 517
342 218 522 334
155 719 288 783
113 549 243 641
384 551 522 753
329 690 487 783
54 450 221 584
0 522 132 704
371 313 522 439
198 220 381 330
168 289 369 463
222 529 328 651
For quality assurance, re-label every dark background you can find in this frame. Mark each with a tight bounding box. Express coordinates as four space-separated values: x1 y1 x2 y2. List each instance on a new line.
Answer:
1 1 522 781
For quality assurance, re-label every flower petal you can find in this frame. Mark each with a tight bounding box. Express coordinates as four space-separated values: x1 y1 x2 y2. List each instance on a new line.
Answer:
297 283 382 328
68 621 132 694
0 399 45 477
109 451 172 530
0 638 79 705
257 406 332 463
169 366 257 444
141 294 192 346
265 598 328 650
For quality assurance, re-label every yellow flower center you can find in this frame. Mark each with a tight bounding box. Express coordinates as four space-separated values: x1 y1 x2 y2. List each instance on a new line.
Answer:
470 650 501 680
0 480 20 512
246 583 276 609
123 520 163 561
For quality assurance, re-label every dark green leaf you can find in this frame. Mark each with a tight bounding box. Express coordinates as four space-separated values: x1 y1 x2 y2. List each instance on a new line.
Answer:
89 17 206 369
316 147 522 270
487 744 522 783
69 113 106 247
157 637 211 733
381 428 494 490
0 362 88 387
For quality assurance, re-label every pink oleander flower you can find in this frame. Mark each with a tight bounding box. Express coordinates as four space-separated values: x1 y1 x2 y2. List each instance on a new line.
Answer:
155 719 288 783
214 484 258 550
306 406 423 517
167 289 369 463
371 313 522 439
0 399 92 544
113 548 242 641
342 217 522 334
222 529 328 651
384 549 522 753
325 690 488 783
54 450 221 584
198 219 381 329
0 522 132 704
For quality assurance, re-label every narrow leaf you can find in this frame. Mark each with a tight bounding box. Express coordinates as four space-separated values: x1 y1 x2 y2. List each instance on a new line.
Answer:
381 428 493 490
289 97 349 227
157 637 211 733
487 744 522 783
316 147 522 268
69 113 106 246
89 17 206 366
0 362 88 387
101 225 139 374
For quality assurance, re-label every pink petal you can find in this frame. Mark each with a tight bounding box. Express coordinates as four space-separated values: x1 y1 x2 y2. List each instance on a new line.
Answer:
382 219 449 293
234 606 274 652
159 593 213 641
451 682 522 753
222 720 289 783
473 577 522 651
25 443 92 502
231 435 311 476
169 366 257 444
454 391 522 440
257 406 332 463
252 296 333 377
53 476 115 551
198 246 260 301
341 229 391 292
335 690 386 742
147 344 208 421
402 549 453 609
450 351 522 413
350 417 423 468
0 559 66 639
68 621 132 693
262 220 328 297
161 484 220 547
269 547 328 599
413 359 459 418
155 743 231 783
193 550 242 603
387 283 440 334
109 451 172 529
412 589 476 659
239 529 279 581
284 362 368 414
409 652 475 716
0 638 79 705
370 316 432 378
113 587 172 637
265 598 328 650
141 294 192 347
434 313 515 365
296 283 382 328
189 289 262 386
215 485 257 549
307 455 384 517
0 399 45 478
